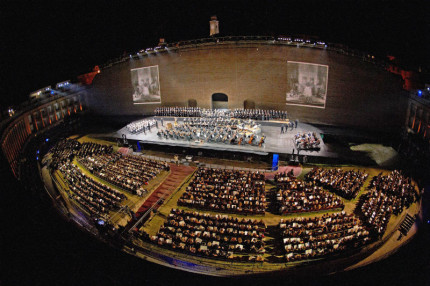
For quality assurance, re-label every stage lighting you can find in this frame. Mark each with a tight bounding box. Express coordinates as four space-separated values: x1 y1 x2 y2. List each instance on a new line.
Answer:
45 138 49 142
418 90 422 97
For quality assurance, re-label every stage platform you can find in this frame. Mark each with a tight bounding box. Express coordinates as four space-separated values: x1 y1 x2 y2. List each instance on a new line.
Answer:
108 117 339 158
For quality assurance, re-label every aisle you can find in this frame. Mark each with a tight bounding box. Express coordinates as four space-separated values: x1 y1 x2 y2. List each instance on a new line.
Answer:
135 163 196 218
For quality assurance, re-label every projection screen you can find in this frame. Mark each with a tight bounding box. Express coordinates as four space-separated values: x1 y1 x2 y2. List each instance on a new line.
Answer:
286 61 328 108
131 65 161 104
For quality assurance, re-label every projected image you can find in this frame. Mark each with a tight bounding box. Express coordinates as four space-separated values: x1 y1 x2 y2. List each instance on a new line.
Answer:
286 62 328 108
131 65 161 104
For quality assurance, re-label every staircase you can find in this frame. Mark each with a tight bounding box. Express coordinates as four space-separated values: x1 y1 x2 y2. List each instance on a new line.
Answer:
399 213 415 236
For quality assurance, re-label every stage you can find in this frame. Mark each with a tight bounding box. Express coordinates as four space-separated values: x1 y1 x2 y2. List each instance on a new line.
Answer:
108 117 338 159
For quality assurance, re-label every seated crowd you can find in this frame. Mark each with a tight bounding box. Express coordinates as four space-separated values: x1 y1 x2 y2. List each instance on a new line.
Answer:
59 161 127 218
49 139 113 168
275 173 344 214
76 142 113 157
155 107 202 117
232 108 288 121
279 212 370 262
49 138 82 169
79 153 169 196
305 167 369 200
149 209 266 261
178 168 266 215
359 170 418 236
126 119 157 134
294 131 321 150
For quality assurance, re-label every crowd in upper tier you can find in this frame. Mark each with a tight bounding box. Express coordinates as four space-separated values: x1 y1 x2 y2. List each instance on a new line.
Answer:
280 212 370 262
49 139 82 169
79 153 169 196
149 209 266 261
359 170 418 235
294 131 321 150
59 161 127 218
126 119 157 134
305 168 369 200
178 168 266 215
76 142 113 157
49 139 113 169
274 172 344 214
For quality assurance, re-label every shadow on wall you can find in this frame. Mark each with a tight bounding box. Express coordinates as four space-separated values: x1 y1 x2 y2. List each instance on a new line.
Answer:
188 99 197 107
244 99 256 109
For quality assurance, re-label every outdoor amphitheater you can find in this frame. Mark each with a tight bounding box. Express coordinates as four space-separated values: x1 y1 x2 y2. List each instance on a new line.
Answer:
1 35 426 278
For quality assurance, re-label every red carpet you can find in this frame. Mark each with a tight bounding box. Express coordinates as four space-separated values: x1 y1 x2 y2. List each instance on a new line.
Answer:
135 164 196 218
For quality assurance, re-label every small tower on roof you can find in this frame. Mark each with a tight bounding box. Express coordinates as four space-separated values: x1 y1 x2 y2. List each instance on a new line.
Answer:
209 16 219 37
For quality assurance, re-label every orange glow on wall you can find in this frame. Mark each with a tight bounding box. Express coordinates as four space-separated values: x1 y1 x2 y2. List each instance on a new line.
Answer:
40 110 45 127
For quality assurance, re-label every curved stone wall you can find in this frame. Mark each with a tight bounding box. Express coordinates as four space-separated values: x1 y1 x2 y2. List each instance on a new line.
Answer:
87 42 407 132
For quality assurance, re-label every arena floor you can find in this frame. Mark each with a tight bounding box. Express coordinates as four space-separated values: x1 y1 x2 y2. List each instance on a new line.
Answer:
41 133 422 277
110 117 335 157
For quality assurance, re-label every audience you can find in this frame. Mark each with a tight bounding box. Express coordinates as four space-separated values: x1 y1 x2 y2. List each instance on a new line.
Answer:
49 138 81 169
275 172 344 214
76 142 113 157
79 153 169 196
359 170 418 236
150 208 266 261
59 161 127 218
305 167 368 200
49 139 113 169
178 168 266 214
48 139 419 263
279 212 370 262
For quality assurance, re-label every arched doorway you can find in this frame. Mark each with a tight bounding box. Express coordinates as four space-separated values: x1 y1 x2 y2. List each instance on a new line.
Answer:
212 93 228 109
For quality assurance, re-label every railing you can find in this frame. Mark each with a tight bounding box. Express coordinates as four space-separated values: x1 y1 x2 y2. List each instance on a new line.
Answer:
137 153 275 173
100 35 385 72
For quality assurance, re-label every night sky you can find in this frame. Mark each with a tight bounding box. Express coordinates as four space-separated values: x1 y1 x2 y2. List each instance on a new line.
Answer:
1 0 428 108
